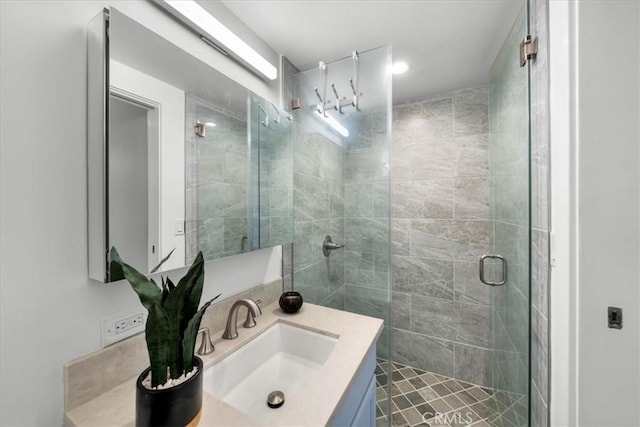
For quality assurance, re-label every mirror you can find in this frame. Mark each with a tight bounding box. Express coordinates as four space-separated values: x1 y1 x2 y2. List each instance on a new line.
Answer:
88 8 292 282
249 95 294 250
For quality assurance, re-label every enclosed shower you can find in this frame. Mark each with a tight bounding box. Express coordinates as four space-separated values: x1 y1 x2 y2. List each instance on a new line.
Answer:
288 3 538 426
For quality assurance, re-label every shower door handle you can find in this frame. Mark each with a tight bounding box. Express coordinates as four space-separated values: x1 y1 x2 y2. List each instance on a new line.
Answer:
479 254 507 286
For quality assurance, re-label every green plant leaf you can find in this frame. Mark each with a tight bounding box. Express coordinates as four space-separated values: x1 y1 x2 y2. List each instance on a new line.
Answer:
160 277 169 306
149 247 176 274
163 252 205 338
146 301 171 387
108 259 125 282
182 294 220 373
109 247 161 311
161 253 206 379
181 253 206 331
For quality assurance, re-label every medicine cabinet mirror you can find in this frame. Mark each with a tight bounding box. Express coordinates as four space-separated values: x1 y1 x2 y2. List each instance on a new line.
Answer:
88 7 292 282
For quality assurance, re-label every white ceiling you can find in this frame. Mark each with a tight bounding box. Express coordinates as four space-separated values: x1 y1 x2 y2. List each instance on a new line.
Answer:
222 0 523 103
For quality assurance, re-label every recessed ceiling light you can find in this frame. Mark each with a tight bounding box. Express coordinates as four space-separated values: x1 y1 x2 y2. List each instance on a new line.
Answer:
205 122 216 127
392 61 409 75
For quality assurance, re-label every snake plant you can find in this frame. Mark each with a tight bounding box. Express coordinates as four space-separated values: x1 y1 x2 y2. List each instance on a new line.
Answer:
110 247 220 387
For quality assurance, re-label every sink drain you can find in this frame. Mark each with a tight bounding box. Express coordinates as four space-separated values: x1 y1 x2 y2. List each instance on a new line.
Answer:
267 390 285 409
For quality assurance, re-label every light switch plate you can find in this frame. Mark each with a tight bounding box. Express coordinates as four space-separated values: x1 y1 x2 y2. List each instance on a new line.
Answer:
175 219 185 236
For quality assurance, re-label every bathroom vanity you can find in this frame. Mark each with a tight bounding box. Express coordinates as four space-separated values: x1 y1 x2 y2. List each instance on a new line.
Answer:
64 302 382 427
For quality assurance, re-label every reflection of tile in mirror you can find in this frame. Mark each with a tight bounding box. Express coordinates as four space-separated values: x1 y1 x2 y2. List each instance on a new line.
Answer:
185 96 248 262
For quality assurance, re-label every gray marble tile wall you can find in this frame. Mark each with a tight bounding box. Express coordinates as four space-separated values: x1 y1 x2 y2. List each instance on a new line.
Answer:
390 87 494 387
185 96 248 264
291 112 346 310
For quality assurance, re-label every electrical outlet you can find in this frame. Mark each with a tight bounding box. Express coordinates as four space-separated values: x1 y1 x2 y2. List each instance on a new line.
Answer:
101 309 147 347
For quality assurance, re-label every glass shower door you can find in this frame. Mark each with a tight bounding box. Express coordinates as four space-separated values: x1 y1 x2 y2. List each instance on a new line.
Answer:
487 3 532 426
292 46 393 426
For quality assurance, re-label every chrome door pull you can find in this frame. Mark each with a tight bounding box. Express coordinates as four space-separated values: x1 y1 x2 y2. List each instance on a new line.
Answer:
479 254 507 286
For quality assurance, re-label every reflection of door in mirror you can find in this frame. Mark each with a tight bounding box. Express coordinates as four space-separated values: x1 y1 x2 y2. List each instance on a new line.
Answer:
109 61 186 274
109 96 153 272
185 96 248 264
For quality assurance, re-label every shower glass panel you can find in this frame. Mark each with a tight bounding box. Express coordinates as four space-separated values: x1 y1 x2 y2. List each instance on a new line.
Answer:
292 46 392 424
488 3 531 425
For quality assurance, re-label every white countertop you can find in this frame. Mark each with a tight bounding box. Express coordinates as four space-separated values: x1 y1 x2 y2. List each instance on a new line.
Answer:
64 303 383 427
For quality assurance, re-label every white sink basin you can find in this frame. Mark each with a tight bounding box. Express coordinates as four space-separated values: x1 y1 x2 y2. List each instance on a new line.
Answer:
203 322 338 422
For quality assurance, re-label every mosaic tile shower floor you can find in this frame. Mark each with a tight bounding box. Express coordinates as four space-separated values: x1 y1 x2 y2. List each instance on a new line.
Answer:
375 360 527 427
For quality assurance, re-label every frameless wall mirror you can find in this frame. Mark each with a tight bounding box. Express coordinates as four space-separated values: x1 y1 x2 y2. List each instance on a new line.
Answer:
88 7 292 282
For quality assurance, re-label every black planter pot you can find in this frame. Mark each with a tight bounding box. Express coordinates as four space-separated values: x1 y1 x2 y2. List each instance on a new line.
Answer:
136 357 203 427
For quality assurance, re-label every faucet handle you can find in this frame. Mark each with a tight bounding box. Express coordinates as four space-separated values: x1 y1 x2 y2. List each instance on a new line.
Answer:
197 327 215 355
243 299 262 328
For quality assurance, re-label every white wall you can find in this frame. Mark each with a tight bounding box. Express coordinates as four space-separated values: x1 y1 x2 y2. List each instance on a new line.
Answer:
576 1 640 425
0 1 282 425
551 1 640 426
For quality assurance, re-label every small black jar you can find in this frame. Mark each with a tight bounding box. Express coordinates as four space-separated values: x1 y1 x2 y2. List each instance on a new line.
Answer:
279 291 303 314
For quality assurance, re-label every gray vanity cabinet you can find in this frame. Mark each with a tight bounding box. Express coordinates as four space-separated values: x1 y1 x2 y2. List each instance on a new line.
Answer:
331 346 377 427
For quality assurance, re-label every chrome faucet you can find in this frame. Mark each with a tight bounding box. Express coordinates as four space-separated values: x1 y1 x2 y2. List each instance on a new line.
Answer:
196 327 215 356
222 299 262 340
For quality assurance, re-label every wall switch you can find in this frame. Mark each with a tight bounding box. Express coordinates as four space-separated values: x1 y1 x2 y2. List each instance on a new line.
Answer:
101 309 147 347
608 306 623 329
175 219 185 236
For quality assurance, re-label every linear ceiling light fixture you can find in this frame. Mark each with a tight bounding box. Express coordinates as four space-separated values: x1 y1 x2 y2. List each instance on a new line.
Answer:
156 0 278 80
315 110 349 138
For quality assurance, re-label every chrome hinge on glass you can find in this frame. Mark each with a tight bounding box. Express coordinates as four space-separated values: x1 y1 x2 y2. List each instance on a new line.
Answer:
520 35 538 67
479 254 507 286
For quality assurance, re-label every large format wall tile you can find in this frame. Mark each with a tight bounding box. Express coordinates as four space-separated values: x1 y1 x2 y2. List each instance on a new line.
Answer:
456 134 490 177
532 228 549 316
394 98 454 141
346 217 389 254
393 179 454 219
410 219 491 261
454 178 490 219
410 295 458 341
345 183 374 218
345 284 390 323
391 219 411 256
453 261 491 306
392 256 454 299
531 306 549 402
410 296 491 348
453 89 489 136
391 87 493 387
392 292 411 331
293 172 330 220
392 328 454 377
454 342 493 386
